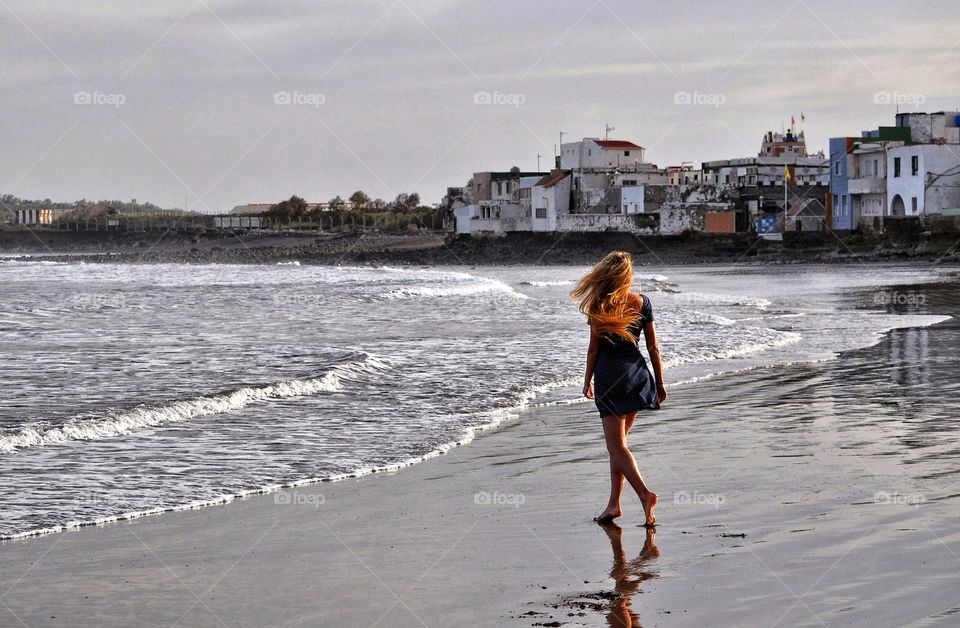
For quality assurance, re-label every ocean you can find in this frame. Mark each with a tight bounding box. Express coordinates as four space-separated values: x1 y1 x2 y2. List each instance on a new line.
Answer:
0 260 953 540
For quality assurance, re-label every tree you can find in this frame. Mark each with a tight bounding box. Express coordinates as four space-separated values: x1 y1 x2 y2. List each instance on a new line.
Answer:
329 195 346 211
390 192 420 212
370 198 387 211
348 190 370 209
270 195 308 219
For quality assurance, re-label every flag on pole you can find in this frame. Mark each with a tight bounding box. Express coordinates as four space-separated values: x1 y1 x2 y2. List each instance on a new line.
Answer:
791 115 796 129
785 165 793 182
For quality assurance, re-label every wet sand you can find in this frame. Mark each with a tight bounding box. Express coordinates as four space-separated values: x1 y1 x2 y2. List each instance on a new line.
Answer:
1 283 958 627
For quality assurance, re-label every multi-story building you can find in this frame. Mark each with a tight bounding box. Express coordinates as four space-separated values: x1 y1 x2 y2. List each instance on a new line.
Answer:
701 128 829 233
830 112 960 230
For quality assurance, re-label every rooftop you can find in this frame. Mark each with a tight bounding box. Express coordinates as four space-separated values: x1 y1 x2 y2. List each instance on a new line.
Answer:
594 139 643 150
535 170 571 188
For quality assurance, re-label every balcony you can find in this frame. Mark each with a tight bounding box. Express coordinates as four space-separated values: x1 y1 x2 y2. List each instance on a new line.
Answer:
847 177 886 195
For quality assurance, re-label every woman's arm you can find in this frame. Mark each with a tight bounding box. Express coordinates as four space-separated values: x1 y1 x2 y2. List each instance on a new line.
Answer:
643 321 668 403
582 324 601 399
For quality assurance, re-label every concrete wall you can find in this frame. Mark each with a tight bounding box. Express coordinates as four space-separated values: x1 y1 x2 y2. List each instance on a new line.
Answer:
660 205 707 235
556 213 657 235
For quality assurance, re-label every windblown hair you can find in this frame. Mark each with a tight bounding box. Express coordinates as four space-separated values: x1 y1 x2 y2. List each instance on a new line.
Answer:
570 250 639 342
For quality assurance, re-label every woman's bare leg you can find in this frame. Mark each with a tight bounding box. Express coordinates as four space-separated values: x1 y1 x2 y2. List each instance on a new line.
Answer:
601 414 657 526
599 412 638 521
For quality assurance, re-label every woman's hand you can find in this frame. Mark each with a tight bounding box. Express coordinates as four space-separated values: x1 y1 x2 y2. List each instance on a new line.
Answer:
583 380 594 399
657 385 668 404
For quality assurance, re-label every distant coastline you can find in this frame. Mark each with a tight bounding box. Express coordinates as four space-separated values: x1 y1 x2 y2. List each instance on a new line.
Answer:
1 228 957 266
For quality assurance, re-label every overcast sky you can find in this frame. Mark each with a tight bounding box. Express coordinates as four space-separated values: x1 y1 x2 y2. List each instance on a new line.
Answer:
3 0 958 211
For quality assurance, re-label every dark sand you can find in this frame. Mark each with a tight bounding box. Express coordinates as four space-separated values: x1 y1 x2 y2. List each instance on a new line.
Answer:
1 282 958 627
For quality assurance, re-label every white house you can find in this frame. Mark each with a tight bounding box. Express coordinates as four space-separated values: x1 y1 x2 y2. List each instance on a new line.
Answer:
560 138 645 170
887 144 960 216
531 171 571 231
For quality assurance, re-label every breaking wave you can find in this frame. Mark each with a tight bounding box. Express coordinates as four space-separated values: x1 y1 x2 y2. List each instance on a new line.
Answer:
0 354 391 455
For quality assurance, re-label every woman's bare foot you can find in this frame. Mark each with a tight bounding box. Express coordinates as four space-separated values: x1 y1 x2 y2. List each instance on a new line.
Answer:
595 506 622 523
640 491 658 527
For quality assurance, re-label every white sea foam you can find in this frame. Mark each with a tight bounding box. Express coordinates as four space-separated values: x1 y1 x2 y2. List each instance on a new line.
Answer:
671 291 772 310
384 277 528 300
519 280 575 287
0 370 577 541
0 354 392 455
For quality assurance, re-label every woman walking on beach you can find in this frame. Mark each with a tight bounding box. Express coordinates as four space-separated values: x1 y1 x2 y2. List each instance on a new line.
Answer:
571 251 666 526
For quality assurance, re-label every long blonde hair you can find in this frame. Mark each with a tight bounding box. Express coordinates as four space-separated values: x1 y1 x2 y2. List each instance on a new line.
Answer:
570 250 638 342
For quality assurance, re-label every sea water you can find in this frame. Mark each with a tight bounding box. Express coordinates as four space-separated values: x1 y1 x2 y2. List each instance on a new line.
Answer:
0 260 952 539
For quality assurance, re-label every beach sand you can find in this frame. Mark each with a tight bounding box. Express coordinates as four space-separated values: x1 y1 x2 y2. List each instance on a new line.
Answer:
1 287 958 627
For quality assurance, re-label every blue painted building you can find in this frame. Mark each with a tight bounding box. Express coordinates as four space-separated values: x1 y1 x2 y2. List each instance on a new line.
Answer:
829 137 853 230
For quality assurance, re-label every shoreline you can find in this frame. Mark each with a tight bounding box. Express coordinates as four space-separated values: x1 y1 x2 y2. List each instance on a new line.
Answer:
1 276 957 626
2 228 959 266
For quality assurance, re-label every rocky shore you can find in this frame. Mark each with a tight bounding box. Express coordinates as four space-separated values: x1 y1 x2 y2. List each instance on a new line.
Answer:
1 228 957 266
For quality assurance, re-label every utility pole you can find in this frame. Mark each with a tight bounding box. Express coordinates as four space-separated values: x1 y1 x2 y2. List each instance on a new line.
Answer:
605 124 615 140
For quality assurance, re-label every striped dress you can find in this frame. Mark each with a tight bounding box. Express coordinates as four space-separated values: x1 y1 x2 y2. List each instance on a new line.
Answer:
592 294 661 418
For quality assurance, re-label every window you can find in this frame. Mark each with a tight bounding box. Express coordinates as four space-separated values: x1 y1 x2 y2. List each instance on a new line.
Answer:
894 157 901 177
912 197 918 213
834 161 840 176
911 155 919 176
624 151 630 156
535 208 547 218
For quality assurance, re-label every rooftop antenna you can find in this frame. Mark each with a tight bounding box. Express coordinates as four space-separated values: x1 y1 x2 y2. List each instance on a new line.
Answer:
537 153 542 171
605 124 615 140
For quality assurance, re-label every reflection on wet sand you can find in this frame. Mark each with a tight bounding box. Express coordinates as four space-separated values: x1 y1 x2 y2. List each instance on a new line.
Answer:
600 522 659 628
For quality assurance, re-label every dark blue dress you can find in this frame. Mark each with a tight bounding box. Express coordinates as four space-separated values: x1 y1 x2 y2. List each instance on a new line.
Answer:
593 294 660 418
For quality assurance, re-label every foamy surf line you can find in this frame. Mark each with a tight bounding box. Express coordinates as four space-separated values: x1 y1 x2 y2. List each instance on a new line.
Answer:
0 354 392 455
1 372 578 542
